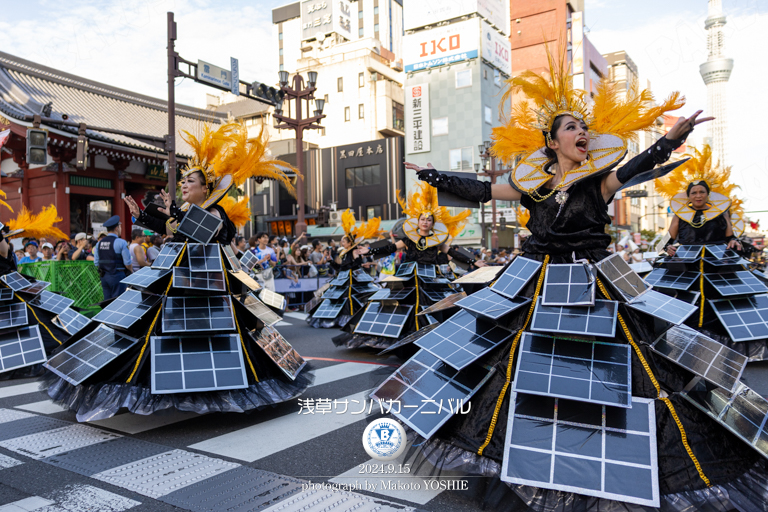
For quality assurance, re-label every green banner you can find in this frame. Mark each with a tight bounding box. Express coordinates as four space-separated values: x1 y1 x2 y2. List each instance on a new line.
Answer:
146 164 167 180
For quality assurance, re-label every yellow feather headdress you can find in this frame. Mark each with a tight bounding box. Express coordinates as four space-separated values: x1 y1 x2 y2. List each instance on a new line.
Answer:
397 182 471 239
655 145 738 199
0 190 12 214
340 209 385 243
7 206 68 240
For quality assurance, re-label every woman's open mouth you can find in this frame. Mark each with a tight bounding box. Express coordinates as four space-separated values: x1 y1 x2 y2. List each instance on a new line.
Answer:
575 139 588 152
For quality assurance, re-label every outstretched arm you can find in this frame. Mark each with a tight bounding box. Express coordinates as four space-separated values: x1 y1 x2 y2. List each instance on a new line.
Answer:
405 163 521 202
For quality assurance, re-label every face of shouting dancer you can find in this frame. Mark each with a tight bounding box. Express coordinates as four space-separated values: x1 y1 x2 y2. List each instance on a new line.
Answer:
547 115 590 170
181 171 208 206
688 184 709 209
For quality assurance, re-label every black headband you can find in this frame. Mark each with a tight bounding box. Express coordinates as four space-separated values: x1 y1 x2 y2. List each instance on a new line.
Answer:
687 180 710 195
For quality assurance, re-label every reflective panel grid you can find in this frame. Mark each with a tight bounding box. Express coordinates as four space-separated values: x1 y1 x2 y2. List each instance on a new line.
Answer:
249 326 306 380
0 289 14 302
187 244 223 272
45 324 139 386
322 287 346 300
643 269 699 291
421 289 453 303
239 251 259 272
624 290 697 325
378 323 441 355
670 245 703 260
415 310 513 370
416 264 436 278
703 255 749 267
453 266 504 284
709 294 768 342
235 293 281 327
221 246 242 271
162 296 236 333
176 204 223 244
704 271 768 297
682 379 768 461
513 333 631 407
628 261 653 274
29 290 75 315
0 326 45 372
1 272 32 291
542 264 595 306
652 325 746 392
228 270 261 291
491 257 542 300
395 262 416 277
354 302 413 338
369 288 415 301
705 244 729 259
502 393 659 507
331 270 351 286
456 288 530 320
151 243 185 270
370 349 493 439
352 269 374 283
0 303 28 330
172 268 226 292
595 254 649 302
121 267 172 289
52 308 91 336
18 280 49 296
151 334 247 394
93 289 161 330
531 299 618 338
352 283 380 295
312 299 347 319
417 292 467 316
259 289 286 311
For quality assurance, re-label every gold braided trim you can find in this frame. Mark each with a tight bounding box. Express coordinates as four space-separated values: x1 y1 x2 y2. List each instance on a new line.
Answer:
596 278 711 487
699 247 705 328
16 293 63 345
225 270 259 382
348 277 354 316
477 255 550 456
414 268 420 330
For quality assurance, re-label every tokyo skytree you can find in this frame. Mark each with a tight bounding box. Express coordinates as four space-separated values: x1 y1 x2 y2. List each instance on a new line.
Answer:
699 0 734 165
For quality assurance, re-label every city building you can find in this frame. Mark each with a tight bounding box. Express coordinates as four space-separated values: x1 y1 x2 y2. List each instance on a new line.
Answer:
700 0 734 165
0 51 225 238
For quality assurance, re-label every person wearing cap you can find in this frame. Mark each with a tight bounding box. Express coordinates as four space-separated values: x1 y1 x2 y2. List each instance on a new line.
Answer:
69 232 92 261
18 241 42 264
40 242 55 261
93 215 131 299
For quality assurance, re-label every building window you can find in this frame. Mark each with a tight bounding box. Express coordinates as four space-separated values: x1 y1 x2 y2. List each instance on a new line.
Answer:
278 32 283 40
392 101 404 131
367 205 382 220
483 68 488 80
279 64 284 72
373 6 379 15
359 27 364 37
345 107 350 121
358 10 363 18
358 72 365 87
345 165 381 188
456 69 472 89
279 48 283 56
324 94 329 103
337 77 343 92
433 117 448 136
484 106 492 125
374 23 379 32
449 147 473 171
358 104 365 119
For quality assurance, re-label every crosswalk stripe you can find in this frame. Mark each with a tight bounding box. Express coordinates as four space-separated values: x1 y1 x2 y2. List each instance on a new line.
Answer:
0 497 55 511
89 410 201 435
310 362 384 387
15 400 68 415
0 382 43 399
189 389 373 462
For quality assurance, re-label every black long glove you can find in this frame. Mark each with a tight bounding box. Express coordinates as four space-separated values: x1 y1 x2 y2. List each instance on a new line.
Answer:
417 169 492 203
448 246 476 264
615 136 686 184
368 242 398 257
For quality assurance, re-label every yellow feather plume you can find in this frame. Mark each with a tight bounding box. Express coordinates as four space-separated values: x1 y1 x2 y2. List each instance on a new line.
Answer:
0 190 12 213
7 206 68 240
443 207 472 239
341 209 356 237
516 206 530 229
352 217 385 241
655 145 738 200
730 196 744 217
218 196 251 228
181 123 235 175
397 182 470 238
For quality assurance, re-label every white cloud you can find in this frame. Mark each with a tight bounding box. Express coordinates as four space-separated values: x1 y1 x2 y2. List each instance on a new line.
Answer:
588 6 768 227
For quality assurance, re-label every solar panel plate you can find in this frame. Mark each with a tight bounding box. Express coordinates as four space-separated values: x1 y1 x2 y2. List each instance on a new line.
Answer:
417 292 467 315
709 294 768 342
259 289 287 311
417 264 436 278
228 270 261 291
187 244 223 272
151 243 185 269
352 283 380 295
456 288 531 320
378 323 441 355
52 308 91 336
491 257 542 299
221 245 242 271
395 262 416 277
0 289 14 303
235 293 281 327
93 289 161 329
1 272 31 291
172 268 226 292
18 280 50 296
0 326 45 373
322 287 346 300
330 271 350 286
352 269 374 283
453 266 504 284
162 296 237 333
531 299 618 338
249 326 306 380
625 290 697 325
704 271 768 297
0 303 28 330
176 204 223 244
239 251 259 272
595 254 649 302
121 267 172 289
369 288 415 301
643 269 699 291
354 302 413 338
29 290 75 315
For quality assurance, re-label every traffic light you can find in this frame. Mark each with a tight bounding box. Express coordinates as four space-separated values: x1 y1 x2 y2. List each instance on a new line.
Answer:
75 123 88 171
250 81 282 105
26 128 47 165
499 216 507 231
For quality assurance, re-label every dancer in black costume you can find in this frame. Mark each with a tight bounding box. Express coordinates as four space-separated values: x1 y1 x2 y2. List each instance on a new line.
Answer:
368 49 768 510
45 123 313 421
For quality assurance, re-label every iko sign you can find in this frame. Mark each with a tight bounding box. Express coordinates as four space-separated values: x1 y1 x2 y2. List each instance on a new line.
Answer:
404 0 508 35
481 20 511 76
197 60 233 90
404 84 430 154
403 18 479 72
301 0 352 41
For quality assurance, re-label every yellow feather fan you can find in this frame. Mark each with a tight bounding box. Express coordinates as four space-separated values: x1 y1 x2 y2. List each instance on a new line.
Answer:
7 206 68 240
0 190 12 213
340 209 385 242
397 182 471 238
516 206 530 229
655 145 738 200
341 209 356 237
492 44 684 164
218 196 251 228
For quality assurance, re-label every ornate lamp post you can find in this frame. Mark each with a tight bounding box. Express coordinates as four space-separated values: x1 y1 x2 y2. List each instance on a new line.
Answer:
477 140 513 250
273 70 326 236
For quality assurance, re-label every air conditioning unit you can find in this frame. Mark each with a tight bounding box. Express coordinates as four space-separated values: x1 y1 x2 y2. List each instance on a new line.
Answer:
329 210 343 226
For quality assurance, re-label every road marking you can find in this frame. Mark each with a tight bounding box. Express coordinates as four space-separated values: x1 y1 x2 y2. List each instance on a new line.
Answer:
0 497 55 512
89 410 201 435
0 453 22 469
0 424 120 459
42 485 140 512
310 362 384 388
283 312 308 320
190 389 373 462
15 400 68 415
0 383 43 399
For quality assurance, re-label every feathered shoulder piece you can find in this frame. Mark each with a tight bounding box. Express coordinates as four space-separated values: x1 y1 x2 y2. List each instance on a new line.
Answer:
492 44 684 194
7 206 68 240
217 196 251 229
338 209 384 255
397 183 470 246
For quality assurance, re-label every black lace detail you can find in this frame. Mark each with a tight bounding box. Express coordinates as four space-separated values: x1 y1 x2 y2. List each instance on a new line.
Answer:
616 136 685 183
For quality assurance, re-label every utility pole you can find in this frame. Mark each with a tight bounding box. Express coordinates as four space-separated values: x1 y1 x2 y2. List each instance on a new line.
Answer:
167 12 178 192
477 141 512 250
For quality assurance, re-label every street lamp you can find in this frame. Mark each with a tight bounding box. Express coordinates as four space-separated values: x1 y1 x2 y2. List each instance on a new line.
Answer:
477 140 512 250
273 71 326 236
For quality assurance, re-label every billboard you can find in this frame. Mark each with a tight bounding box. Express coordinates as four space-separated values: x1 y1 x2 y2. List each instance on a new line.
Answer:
403 19 479 73
301 0 352 41
403 0 508 35
404 84 430 154
481 20 511 76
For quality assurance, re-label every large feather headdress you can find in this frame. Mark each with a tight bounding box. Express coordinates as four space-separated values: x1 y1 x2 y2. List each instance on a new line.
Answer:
338 209 385 255
398 182 471 246
7 206 68 240
493 44 685 194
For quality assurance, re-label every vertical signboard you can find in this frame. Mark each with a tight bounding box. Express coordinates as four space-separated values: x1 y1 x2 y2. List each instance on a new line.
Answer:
230 57 240 96
571 11 584 74
301 0 352 41
404 84 430 154
403 19 479 72
403 0 508 35
481 20 511 76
